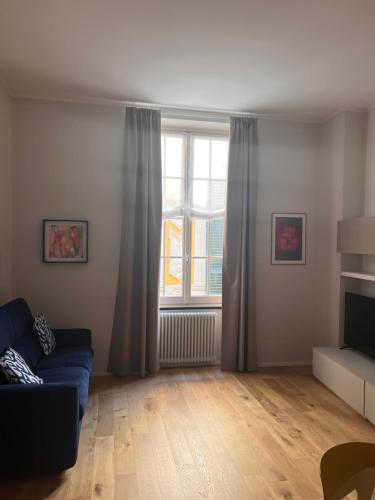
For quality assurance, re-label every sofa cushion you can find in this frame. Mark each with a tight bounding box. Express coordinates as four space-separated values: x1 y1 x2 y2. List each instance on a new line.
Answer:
12 332 43 369
34 366 90 419
0 347 43 384
33 314 56 355
36 347 93 372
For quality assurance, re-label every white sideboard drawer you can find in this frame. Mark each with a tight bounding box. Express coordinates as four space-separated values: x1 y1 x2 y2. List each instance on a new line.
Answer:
313 349 365 414
365 382 375 425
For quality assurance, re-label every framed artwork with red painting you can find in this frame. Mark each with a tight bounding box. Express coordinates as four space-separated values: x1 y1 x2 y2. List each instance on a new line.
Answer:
271 213 306 265
43 220 88 263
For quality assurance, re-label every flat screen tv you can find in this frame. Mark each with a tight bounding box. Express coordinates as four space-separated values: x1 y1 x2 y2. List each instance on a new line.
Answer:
344 292 375 359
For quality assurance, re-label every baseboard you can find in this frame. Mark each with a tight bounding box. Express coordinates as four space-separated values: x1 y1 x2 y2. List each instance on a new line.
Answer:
258 360 312 367
92 361 311 375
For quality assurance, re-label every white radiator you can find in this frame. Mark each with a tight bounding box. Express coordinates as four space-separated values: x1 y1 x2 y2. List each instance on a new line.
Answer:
159 310 216 367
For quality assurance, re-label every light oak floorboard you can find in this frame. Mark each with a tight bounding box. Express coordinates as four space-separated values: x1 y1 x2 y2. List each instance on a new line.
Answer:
1 367 374 499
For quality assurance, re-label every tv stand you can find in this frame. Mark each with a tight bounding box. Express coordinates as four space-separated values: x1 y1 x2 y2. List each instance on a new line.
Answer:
313 347 375 425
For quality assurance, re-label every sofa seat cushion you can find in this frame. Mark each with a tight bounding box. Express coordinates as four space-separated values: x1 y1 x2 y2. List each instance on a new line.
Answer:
34 366 90 419
36 347 93 372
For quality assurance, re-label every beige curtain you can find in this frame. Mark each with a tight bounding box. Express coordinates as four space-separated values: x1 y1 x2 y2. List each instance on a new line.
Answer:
221 117 258 372
108 107 162 377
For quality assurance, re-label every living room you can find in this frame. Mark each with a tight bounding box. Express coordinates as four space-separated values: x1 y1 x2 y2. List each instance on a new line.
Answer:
0 1 375 499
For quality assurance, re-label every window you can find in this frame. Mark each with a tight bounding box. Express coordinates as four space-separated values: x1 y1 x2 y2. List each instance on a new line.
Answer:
160 132 229 305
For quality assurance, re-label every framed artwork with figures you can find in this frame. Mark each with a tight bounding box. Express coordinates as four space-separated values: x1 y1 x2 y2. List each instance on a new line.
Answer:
271 213 306 265
43 219 88 263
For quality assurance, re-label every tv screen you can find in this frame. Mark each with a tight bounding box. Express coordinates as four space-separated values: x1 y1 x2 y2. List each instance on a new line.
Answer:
344 292 375 359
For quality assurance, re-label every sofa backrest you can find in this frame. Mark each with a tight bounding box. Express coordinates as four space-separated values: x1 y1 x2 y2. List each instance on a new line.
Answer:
0 298 42 372
2 298 33 339
0 307 18 357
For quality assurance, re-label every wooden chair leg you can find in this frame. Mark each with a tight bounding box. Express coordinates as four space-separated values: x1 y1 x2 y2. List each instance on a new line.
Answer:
321 485 335 500
357 484 375 500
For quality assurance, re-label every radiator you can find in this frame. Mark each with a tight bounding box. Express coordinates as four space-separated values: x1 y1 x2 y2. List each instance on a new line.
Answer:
159 311 216 367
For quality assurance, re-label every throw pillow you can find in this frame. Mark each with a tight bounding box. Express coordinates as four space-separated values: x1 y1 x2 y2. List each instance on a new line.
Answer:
0 347 43 384
33 314 56 356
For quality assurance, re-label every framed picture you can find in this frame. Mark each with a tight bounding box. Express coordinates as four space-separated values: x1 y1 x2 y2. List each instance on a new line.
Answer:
43 220 88 263
271 213 306 265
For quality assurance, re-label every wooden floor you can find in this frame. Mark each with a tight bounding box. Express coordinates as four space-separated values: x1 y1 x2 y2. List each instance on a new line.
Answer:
1 366 375 499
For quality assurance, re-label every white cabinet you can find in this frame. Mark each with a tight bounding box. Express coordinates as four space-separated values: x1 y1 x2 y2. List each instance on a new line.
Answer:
313 347 375 424
365 382 375 425
313 348 365 414
337 216 375 254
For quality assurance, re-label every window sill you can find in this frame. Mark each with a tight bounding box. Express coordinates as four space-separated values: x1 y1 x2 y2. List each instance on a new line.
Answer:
160 304 222 310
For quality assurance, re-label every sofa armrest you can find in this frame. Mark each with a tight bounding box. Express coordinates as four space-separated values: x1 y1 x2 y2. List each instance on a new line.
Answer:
0 382 80 474
53 328 92 349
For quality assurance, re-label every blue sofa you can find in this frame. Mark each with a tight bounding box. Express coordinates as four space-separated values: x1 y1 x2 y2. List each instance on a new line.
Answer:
0 298 93 475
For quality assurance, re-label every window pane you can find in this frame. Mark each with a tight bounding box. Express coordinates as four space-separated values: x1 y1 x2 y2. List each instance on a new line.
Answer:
160 258 164 296
165 136 183 177
210 180 226 210
208 258 223 295
161 134 227 303
161 136 165 176
161 220 164 256
211 140 228 180
192 219 207 257
164 258 183 296
191 258 207 296
193 138 209 178
208 219 224 257
163 218 183 257
164 178 182 211
193 179 208 209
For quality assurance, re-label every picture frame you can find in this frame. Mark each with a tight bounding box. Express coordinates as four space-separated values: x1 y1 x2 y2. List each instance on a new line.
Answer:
271 213 306 265
43 219 88 263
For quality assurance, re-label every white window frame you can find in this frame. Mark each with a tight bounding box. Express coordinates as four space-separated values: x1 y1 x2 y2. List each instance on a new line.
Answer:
160 129 228 307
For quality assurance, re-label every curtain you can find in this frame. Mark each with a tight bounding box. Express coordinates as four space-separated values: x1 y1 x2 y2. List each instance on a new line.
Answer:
108 107 162 377
221 117 258 372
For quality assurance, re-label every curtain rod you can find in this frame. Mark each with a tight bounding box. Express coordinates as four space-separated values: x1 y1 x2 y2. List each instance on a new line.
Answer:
161 107 256 123
122 100 256 123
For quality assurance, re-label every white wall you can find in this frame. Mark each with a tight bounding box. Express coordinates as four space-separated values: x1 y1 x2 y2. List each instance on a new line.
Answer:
316 117 342 346
317 111 367 346
256 119 322 365
12 99 330 370
362 107 375 294
0 83 12 303
12 99 125 372
364 108 375 217
342 113 366 220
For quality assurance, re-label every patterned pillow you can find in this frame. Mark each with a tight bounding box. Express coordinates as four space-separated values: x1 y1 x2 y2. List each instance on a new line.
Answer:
0 347 43 384
33 314 56 356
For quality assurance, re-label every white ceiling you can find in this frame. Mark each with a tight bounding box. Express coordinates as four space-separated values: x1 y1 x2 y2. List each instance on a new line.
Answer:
1 0 375 122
